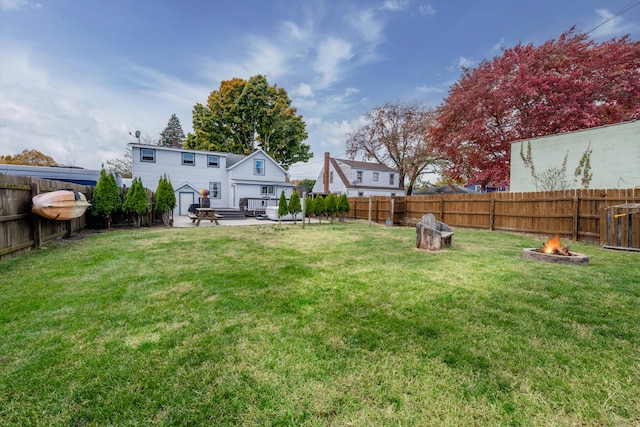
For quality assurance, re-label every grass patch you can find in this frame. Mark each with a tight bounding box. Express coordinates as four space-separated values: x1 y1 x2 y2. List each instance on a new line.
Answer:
1 222 639 426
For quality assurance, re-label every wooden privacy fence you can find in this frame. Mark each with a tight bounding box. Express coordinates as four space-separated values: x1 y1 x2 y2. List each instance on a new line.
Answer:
349 188 640 247
1 173 93 260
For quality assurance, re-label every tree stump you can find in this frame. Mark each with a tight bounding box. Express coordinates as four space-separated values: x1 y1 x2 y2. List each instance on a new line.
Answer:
416 213 453 250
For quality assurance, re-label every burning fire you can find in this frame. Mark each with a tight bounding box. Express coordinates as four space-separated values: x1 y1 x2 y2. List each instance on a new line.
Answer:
543 234 562 254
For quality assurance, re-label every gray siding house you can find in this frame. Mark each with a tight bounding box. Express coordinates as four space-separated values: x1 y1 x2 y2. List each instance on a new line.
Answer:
509 121 640 192
312 152 406 197
130 143 295 215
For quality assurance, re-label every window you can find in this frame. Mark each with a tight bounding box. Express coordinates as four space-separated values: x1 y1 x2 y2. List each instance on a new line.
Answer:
356 170 363 183
329 171 334 184
209 182 221 199
140 148 155 162
254 159 265 175
182 152 195 166
358 192 364 197
373 172 379 182
389 173 395 185
207 155 219 168
261 185 275 196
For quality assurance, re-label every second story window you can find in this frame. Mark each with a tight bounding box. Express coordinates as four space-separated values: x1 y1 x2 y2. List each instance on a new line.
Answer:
182 152 195 166
356 170 363 183
254 159 265 175
373 172 379 182
140 148 155 163
389 173 395 185
207 155 219 168
329 171 334 184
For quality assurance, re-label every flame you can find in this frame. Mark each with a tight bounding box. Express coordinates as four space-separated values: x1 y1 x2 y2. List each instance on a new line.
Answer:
543 234 562 254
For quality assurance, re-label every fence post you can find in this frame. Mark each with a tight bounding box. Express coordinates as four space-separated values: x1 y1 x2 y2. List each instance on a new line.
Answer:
390 198 395 226
572 196 579 241
30 183 42 249
368 196 373 226
490 198 495 231
302 192 306 229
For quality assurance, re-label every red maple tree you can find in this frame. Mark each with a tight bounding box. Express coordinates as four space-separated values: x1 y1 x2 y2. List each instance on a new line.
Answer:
430 28 640 187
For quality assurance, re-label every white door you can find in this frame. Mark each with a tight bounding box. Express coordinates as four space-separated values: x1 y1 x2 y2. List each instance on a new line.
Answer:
178 192 194 215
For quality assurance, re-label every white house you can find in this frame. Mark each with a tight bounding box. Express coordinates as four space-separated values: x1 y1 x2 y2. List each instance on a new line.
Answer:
312 152 406 197
510 120 640 192
129 143 295 215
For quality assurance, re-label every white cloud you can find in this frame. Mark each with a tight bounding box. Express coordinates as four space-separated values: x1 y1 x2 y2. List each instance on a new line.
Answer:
381 0 411 12
288 118 357 179
589 8 640 39
491 38 505 55
419 5 436 16
294 83 315 98
416 84 443 93
314 36 354 88
457 56 477 69
0 0 27 10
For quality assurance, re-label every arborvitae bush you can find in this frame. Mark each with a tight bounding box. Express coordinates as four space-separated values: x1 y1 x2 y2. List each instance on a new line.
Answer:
123 177 149 227
325 193 337 223
91 167 121 228
314 195 325 223
278 190 289 224
337 194 351 222
305 195 314 224
154 175 176 226
289 192 301 225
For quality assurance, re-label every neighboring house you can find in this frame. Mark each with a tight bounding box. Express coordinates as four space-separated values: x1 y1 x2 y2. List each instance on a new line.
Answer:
129 143 295 215
312 152 406 197
510 120 640 192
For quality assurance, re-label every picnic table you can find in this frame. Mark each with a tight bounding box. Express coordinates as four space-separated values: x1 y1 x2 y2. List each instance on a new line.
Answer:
189 208 221 226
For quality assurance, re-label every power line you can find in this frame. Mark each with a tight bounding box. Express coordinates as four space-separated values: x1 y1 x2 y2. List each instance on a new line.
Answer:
585 0 640 35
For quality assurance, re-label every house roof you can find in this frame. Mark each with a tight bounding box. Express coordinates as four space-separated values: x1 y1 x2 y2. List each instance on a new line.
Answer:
128 143 287 172
329 158 404 191
227 148 287 174
334 158 396 172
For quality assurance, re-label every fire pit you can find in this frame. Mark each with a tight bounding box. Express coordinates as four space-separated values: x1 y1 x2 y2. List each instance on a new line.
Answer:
523 234 589 265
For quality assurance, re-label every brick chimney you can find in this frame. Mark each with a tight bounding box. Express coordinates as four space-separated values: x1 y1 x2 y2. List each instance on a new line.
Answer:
323 152 330 193
171 137 179 147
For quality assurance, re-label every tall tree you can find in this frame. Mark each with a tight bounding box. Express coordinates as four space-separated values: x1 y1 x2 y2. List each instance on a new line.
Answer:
0 149 58 166
184 74 312 169
346 102 443 195
105 147 132 178
430 28 640 187
158 114 186 147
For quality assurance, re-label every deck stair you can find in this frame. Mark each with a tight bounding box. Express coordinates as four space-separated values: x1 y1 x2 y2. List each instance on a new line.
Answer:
214 209 246 220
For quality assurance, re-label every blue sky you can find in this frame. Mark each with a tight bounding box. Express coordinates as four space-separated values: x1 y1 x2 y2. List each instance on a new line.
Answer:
2 0 639 181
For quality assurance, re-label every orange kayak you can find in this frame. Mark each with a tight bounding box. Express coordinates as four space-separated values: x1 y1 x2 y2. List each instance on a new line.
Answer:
32 190 91 220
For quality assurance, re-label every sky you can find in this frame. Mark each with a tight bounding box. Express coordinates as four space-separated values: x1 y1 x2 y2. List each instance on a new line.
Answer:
2 0 640 182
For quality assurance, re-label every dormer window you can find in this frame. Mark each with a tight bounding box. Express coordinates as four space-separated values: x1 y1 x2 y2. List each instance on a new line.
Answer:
389 173 395 185
254 159 265 175
356 171 363 183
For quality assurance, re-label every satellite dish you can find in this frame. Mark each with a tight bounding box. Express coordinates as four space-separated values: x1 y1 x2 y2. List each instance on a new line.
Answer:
135 130 141 138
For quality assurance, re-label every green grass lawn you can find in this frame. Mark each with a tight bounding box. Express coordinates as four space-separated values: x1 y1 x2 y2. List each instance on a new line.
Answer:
1 222 639 426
